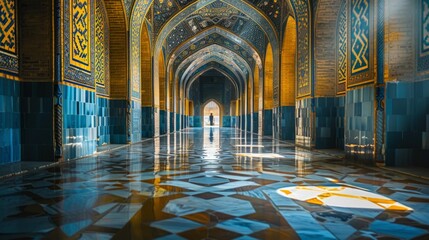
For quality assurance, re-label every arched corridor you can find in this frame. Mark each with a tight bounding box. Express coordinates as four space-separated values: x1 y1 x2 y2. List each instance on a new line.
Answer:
203 100 221 127
0 0 429 238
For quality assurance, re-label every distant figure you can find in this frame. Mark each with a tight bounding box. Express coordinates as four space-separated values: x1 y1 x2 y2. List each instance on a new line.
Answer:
209 113 214 126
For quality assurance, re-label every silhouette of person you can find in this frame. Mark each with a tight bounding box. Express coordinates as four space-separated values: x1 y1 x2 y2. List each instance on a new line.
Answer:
209 113 214 126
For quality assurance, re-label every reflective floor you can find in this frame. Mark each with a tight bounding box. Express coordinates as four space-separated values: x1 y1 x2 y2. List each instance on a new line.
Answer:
1 128 429 239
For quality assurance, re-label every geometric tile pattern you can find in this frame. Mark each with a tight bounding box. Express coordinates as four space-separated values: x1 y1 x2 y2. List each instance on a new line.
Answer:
162 2 269 59
123 0 135 19
0 0 18 74
255 0 282 30
154 0 179 34
418 0 429 71
130 0 152 99
70 0 91 72
337 0 347 94
172 33 256 71
349 0 373 86
63 0 94 87
290 0 311 98
95 0 106 88
350 0 369 75
422 0 429 53
0 128 428 239
0 0 16 54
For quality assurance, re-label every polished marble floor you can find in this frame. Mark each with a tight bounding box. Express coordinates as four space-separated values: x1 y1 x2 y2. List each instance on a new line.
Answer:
1 128 429 239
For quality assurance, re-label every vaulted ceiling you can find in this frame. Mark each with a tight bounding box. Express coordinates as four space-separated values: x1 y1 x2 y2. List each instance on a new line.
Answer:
138 0 290 92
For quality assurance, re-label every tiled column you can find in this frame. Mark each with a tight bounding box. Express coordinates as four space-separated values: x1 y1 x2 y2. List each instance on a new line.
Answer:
345 86 375 163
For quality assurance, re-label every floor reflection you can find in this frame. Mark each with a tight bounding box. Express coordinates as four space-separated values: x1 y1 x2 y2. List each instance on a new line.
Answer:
0 128 428 239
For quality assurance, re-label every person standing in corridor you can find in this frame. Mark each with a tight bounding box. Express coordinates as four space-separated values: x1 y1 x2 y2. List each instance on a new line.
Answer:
209 113 214 126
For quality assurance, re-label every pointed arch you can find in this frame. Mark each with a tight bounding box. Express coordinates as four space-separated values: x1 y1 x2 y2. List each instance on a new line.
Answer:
201 99 224 127
103 0 128 99
141 21 152 106
264 43 274 110
314 0 343 96
281 16 296 106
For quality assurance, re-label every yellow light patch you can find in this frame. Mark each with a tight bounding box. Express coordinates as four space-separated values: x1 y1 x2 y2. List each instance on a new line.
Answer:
277 186 413 212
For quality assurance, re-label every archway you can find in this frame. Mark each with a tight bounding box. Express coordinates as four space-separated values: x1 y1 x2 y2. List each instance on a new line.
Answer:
203 101 222 127
141 21 153 138
279 15 297 140
263 43 274 136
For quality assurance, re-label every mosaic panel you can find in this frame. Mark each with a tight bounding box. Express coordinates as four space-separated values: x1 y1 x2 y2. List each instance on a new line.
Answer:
165 22 194 54
0 0 18 74
172 33 255 70
348 0 373 86
161 1 271 60
95 0 105 87
70 0 91 72
130 0 153 99
239 21 267 56
64 0 94 86
185 2 248 34
375 0 384 163
0 0 16 54
256 0 282 29
95 0 110 95
176 0 196 7
146 5 153 24
181 53 247 82
422 0 429 53
154 0 179 34
290 0 311 97
337 1 347 94
418 0 429 71
182 61 240 86
124 0 135 19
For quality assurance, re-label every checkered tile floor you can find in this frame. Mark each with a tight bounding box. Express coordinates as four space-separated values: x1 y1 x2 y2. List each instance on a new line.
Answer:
0 128 428 239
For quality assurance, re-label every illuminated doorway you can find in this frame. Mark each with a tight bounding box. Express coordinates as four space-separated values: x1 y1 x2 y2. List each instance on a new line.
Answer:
203 101 221 127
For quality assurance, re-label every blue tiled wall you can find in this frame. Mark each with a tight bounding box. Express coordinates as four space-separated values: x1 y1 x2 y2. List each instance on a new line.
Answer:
142 106 153 138
246 114 251 132
386 80 429 167
175 113 180 131
110 100 127 143
222 116 231 127
131 100 141 143
231 116 236 128
193 116 202 127
296 98 312 147
184 115 188 128
240 115 245 130
63 85 97 160
97 97 110 146
335 96 345 149
345 86 374 163
160 110 167 135
170 112 174 132
280 106 295 140
188 116 194 127
252 113 258 133
314 97 337 149
263 110 273 136
0 77 21 164
21 82 54 162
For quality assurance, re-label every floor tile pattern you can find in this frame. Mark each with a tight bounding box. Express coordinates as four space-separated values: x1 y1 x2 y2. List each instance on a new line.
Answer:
0 128 428 239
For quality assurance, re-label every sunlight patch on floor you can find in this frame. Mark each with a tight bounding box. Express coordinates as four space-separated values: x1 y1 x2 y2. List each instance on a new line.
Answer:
277 186 413 211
